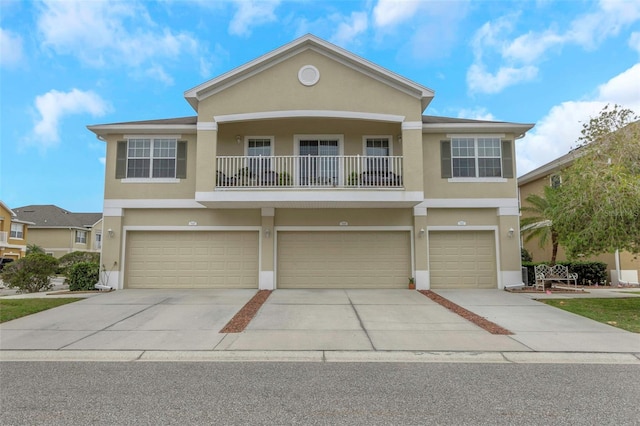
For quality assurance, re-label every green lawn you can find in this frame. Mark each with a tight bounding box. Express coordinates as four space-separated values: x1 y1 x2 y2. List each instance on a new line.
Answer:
541 298 640 333
0 298 82 323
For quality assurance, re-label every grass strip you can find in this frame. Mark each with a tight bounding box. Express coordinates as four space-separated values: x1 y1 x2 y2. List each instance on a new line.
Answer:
0 298 82 323
541 298 640 333
220 290 272 333
419 290 513 335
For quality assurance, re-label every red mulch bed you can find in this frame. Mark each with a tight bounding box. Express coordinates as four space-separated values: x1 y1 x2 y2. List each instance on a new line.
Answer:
419 290 513 335
220 290 272 333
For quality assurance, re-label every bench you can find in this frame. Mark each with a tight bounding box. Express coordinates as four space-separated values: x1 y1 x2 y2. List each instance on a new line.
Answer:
534 264 578 290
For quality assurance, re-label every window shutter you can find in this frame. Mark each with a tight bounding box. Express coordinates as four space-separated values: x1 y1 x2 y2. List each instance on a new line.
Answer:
116 141 127 179
501 140 513 178
176 141 187 179
440 140 452 178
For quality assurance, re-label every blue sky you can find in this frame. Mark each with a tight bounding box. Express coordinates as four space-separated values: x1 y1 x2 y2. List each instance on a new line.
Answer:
1 0 639 213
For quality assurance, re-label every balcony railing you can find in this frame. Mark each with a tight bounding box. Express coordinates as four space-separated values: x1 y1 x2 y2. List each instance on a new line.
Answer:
216 155 403 189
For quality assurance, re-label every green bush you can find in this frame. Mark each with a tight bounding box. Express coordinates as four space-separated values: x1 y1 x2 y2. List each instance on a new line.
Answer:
67 262 100 291
521 248 532 262
522 261 608 286
1 254 59 293
58 251 100 275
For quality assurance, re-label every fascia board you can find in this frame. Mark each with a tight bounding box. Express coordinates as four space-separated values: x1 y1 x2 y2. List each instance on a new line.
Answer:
87 124 196 137
423 123 534 134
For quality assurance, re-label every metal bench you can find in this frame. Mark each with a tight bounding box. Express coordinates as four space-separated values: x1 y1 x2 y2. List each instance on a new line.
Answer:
534 264 578 290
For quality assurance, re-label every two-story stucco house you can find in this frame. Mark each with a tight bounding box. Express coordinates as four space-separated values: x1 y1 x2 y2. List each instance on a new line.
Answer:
0 201 32 260
13 205 103 258
88 35 533 291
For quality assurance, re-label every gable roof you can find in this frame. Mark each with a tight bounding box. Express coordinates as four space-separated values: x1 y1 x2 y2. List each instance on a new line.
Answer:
184 34 435 112
13 205 102 229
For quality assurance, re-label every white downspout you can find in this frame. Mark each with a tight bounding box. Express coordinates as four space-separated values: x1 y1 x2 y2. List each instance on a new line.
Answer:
614 249 621 286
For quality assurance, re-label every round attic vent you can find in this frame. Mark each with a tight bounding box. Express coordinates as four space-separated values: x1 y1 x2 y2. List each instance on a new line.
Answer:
298 65 320 86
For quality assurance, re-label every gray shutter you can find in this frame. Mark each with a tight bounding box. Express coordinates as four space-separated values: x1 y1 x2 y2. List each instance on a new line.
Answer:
176 141 187 179
116 141 127 179
440 140 452 178
501 140 513 178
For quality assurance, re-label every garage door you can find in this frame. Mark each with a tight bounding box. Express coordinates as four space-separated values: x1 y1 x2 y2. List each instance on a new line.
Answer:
429 231 496 289
125 231 258 289
277 231 410 288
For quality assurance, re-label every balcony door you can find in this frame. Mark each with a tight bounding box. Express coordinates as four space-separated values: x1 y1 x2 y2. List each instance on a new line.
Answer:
297 136 341 186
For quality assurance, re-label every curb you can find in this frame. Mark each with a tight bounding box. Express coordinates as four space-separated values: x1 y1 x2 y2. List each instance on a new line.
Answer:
1 350 639 364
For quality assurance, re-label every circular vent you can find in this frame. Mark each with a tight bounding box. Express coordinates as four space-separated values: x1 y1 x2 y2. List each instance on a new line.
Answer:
298 65 320 86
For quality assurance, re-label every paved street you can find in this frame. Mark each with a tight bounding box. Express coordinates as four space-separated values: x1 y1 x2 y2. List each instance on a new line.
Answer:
2 361 639 425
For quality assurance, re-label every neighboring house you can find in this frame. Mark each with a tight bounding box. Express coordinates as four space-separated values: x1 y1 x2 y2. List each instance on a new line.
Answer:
518 151 640 285
13 205 103 258
88 34 533 291
0 200 32 260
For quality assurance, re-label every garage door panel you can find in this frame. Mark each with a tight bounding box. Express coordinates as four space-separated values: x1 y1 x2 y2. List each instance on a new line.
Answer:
429 231 496 289
278 231 410 289
125 231 258 289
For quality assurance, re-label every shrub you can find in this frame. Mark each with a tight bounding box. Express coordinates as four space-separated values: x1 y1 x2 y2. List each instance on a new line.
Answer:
67 262 100 291
521 248 532 262
58 251 100 275
1 254 59 293
26 244 45 256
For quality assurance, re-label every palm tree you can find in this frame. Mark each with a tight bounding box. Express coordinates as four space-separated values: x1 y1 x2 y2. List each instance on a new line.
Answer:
520 186 560 264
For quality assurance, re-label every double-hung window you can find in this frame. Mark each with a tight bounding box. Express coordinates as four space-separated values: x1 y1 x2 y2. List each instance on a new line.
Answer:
75 230 87 244
10 223 24 239
442 136 513 179
116 138 186 180
365 137 391 172
246 138 272 175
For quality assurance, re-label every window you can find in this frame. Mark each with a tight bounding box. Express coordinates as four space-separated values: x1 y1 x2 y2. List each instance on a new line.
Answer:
365 137 391 172
550 174 562 188
75 230 87 244
10 223 24 239
451 137 502 178
246 138 272 174
95 233 102 250
298 137 340 185
127 138 176 178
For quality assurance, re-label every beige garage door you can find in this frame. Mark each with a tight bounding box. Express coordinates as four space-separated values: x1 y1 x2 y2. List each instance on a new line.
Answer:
277 231 411 288
125 231 258 289
429 231 496 289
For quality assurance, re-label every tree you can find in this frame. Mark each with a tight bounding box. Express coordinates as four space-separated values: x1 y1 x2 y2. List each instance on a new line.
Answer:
26 244 45 256
520 186 561 264
551 105 640 259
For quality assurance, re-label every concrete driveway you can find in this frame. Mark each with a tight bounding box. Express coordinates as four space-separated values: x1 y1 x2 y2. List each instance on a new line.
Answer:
1 288 639 354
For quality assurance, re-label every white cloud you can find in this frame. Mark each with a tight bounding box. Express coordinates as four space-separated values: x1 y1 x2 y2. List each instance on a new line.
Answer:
30 89 110 148
99 157 106 165
468 1 640 94
330 12 368 47
0 27 24 68
629 32 640 54
517 63 640 176
373 0 420 28
228 0 281 37
456 107 496 121
37 0 202 82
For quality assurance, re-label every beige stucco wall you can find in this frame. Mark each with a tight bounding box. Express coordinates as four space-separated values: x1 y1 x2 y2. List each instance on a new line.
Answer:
198 50 422 121
423 133 519 199
274 208 412 227
122 209 261 227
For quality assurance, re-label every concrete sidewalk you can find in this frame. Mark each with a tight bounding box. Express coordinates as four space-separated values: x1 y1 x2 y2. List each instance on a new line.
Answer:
1 288 639 362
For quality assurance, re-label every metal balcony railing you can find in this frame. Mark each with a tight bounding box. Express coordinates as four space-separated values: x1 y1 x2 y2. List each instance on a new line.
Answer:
216 155 403 189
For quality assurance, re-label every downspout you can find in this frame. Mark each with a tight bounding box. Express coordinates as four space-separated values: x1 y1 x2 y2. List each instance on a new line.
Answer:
615 249 621 286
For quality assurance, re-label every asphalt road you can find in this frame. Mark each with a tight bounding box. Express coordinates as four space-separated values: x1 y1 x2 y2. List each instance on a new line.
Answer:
1 362 638 425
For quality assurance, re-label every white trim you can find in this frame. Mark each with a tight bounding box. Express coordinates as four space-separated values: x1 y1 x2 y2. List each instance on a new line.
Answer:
214 110 405 123
196 122 217 131
498 207 520 216
423 123 533 133
121 178 181 184
501 270 523 289
89 125 195 136
260 271 274 290
446 133 506 139
401 121 423 130
103 207 123 217
448 178 507 183
420 198 518 208
273 226 414 290
123 134 182 139
413 207 427 216
426 226 502 289
119 226 261 290
104 199 206 209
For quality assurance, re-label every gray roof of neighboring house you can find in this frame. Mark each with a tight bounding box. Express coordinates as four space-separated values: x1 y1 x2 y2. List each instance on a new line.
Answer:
13 205 102 229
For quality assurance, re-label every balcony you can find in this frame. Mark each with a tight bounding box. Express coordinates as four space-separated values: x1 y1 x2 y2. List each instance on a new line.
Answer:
196 155 423 209
215 155 403 189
